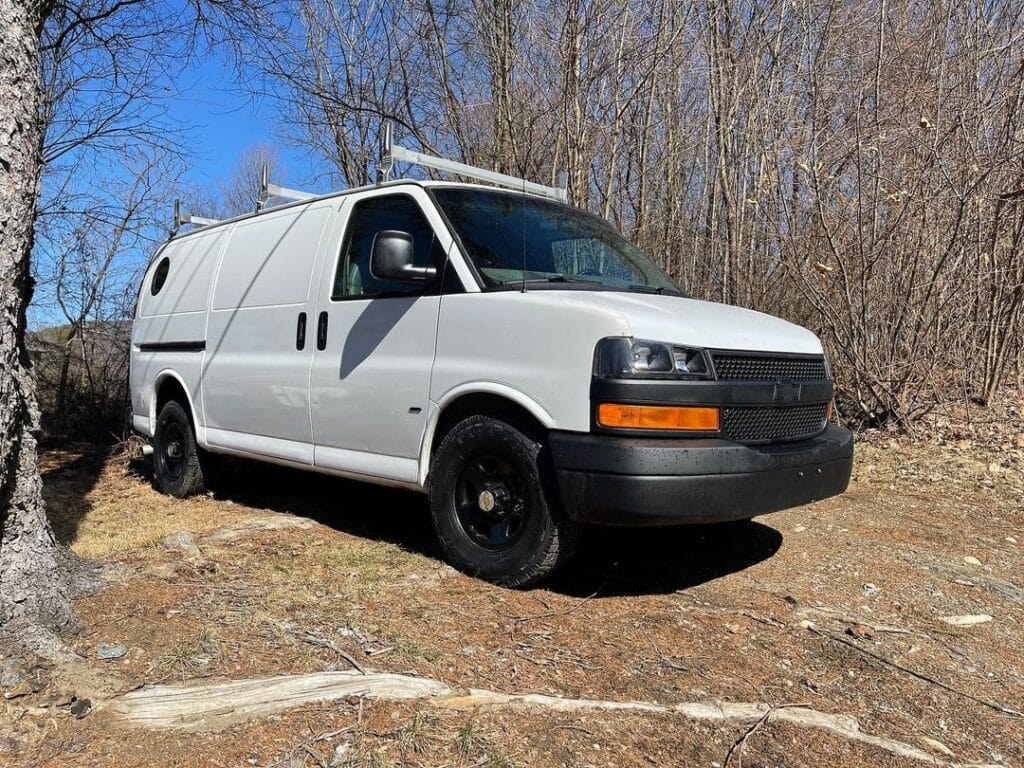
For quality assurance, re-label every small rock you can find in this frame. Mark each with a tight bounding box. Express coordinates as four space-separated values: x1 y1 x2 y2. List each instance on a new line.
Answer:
3 680 33 699
920 736 955 757
332 742 351 763
862 583 880 598
939 614 993 627
45 689 75 707
1006 536 1018 544
96 643 128 660
963 556 982 566
162 530 202 560
792 525 807 533
0 661 28 688
846 624 877 640
797 620 816 630
69 698 92 719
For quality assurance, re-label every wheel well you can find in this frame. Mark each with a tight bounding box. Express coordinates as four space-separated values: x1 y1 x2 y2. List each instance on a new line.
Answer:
431 393 546 454
155 377 192 422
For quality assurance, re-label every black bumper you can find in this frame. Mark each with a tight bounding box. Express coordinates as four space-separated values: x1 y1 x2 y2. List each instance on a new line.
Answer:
549 424 853 526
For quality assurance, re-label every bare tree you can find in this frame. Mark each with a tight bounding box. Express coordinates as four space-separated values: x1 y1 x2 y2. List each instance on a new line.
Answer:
219 142 285 217
34 154 177 437
0 0 79 653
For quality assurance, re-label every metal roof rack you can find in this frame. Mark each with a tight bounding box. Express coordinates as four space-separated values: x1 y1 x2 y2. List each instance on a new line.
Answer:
171 199 220 237
256 164 317 212
170 122 569 237
378 121 568 204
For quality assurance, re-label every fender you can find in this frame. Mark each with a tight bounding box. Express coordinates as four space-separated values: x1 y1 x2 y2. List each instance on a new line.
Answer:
150 369 208 447
417 381 555 487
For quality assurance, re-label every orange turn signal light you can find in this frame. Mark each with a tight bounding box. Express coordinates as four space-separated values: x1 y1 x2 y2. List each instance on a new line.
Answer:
597 403 720 431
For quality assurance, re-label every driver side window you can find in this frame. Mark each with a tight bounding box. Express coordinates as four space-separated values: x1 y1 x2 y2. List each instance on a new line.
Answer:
333 194 446 299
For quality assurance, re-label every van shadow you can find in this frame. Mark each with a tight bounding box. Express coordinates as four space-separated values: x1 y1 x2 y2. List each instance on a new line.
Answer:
548 522 783 597
208 458 783 597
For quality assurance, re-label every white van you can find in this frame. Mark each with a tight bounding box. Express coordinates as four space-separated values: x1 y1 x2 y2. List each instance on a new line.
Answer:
131 176 853 586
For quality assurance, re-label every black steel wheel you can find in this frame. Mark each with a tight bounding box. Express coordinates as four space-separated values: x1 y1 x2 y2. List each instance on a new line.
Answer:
153 400 208 498
429 415 578 587
453 453 529 550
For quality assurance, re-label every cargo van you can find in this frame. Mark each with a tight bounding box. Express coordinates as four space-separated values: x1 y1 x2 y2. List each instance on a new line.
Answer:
131 146 852 586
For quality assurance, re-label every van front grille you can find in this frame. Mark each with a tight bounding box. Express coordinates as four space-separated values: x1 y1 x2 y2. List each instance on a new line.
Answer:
711 352 827 382
722 403 829 444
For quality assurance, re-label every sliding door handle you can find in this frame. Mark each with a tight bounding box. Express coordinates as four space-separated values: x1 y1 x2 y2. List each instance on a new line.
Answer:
316 311 328 351
296 312 307 350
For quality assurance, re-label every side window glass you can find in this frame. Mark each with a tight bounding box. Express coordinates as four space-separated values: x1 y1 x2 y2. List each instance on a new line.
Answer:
150 257 170 295
333 195 445 298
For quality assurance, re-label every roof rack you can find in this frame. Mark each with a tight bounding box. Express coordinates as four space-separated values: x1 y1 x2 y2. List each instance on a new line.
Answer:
171 199 220 237
170 124 569 237
256 164 317 212
378 121 569 204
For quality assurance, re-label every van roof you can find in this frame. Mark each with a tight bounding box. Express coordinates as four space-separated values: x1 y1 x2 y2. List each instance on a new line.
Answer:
168 179 558 242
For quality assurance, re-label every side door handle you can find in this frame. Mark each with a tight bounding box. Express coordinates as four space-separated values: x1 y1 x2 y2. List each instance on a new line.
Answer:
296 312 307 350
316 311 328 351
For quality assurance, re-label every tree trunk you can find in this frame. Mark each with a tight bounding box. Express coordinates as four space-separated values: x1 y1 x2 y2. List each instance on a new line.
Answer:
0 0 78 652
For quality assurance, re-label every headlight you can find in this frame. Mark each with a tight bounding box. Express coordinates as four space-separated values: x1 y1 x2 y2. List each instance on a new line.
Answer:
593 337 712 379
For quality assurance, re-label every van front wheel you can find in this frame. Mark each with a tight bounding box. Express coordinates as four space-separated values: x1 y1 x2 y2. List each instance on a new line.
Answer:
153 400 207 498
428 416 577 587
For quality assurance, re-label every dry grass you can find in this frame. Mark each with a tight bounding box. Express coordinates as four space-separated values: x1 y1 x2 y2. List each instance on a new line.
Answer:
40 447 248 559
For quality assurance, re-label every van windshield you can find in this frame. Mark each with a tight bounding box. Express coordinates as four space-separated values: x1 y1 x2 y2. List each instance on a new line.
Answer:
432 188 684 295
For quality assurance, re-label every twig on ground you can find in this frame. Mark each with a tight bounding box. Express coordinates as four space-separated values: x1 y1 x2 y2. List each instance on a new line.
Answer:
723 702 810 768
811 627 1024 719
277 622 366 675
554 724 596 736
513 586 603 626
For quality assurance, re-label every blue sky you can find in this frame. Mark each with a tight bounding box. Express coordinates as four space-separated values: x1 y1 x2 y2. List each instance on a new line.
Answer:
170 48 323 194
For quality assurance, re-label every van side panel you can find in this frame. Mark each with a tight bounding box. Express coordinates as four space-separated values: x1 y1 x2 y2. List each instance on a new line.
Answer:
201 204 333 459
131 229 229 435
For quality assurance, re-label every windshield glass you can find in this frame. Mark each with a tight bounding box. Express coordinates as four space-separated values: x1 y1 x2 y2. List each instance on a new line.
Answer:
432 188 683 294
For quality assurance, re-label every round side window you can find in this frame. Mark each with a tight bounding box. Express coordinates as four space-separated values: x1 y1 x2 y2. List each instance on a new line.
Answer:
151 257 170 295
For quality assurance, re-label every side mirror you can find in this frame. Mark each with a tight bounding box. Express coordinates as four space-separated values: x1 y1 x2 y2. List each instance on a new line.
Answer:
370 230 437 283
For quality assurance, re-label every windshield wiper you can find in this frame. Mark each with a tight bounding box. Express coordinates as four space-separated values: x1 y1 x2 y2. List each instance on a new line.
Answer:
497 275 603 286
627 283 684 296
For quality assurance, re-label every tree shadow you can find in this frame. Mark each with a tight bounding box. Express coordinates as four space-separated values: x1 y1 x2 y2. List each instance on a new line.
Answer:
40 443 113 547
205 457 783 597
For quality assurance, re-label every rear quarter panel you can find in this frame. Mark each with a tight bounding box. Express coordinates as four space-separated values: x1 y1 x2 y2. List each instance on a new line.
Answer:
131 228 229 436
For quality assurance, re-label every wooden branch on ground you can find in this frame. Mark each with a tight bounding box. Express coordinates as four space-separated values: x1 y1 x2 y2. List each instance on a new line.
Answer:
105 670 1001 767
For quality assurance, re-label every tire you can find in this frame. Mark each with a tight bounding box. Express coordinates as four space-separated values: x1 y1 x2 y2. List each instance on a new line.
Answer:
153 400 208 498
428 415 578 587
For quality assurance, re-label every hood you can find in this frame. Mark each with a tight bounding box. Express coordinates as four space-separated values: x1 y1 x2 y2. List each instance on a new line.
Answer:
555 291 823 355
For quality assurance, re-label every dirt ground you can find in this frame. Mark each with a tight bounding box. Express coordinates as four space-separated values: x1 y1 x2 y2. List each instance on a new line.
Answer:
1 432 1022 767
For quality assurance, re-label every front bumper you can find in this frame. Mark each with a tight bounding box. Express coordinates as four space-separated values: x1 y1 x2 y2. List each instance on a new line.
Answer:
549 424 853 526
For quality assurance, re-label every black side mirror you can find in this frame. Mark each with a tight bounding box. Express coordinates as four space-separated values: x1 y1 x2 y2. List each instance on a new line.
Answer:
370 230 437 283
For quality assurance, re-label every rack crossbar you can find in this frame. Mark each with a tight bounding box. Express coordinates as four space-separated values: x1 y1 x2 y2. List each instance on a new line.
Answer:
182 215 220 226
266 182 317 202
380 122 568 203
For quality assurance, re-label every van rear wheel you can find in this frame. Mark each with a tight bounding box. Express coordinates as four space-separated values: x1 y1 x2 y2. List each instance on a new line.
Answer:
153 400 207 498
428 415 577 587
